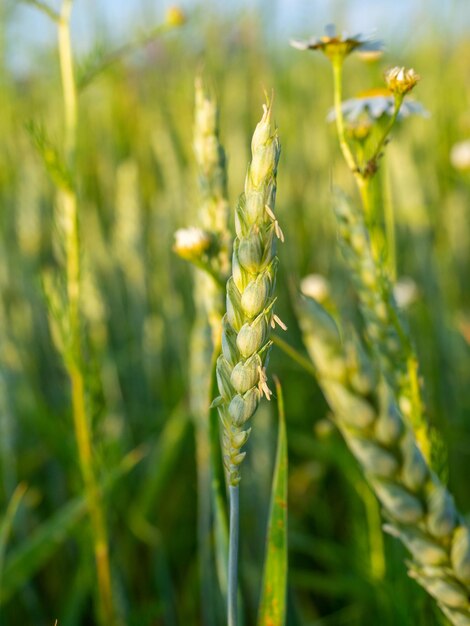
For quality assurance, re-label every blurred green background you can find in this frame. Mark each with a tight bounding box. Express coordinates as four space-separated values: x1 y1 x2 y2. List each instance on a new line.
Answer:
1 0 470 624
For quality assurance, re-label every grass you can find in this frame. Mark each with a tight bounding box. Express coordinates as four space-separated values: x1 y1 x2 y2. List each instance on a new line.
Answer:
1 2 470 625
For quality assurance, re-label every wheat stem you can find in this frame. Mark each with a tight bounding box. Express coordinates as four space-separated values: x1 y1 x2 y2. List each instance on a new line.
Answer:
57 3 116 624
185 79 231 624
228 484 240 626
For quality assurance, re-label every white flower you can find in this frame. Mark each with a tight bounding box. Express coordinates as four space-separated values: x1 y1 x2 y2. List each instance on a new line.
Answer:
300 274 330 303
291 24 382 61
327 90 429 123
394 277 418 309
173 227 211 260
450 140 470 171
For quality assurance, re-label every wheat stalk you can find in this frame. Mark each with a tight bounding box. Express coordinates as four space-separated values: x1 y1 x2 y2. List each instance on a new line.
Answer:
212 96 283 626
297 295 470 626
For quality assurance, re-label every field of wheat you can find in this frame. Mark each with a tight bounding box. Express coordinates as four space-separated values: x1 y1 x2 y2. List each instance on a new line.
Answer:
1 2 470 625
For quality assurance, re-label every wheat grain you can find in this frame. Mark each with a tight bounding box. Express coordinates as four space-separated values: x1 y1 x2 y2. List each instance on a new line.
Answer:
213 97 282 487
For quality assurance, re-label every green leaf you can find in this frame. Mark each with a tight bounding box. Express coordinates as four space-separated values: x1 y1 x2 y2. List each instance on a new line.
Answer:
0 483 28 595
0 447 144 604
209 353 229 602
258 377 288 626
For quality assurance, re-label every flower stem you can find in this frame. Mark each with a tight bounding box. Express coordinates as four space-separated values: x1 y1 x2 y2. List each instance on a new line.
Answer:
332 58 359 175
228 484 240 626
368 94 403 168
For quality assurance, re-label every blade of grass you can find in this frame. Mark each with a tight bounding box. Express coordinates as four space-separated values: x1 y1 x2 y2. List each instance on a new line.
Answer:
257 376 288 626
0 446 145 605
129 404 190 544
0 483 28 597
209 355 228 590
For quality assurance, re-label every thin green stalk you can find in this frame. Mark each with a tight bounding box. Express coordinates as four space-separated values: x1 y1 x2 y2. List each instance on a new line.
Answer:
332 59 359 176
57 2 116 624
368 95 403 169
0 483 28 597
272 334 317 378
228 484 240 626
188 79 230 625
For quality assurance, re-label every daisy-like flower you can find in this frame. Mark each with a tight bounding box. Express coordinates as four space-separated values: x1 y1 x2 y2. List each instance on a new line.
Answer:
393 277 418 309
173 226 211 260
300 274 331 304
291 24 382 62
450 140 470 172
385 66 420 95
327 88 429 124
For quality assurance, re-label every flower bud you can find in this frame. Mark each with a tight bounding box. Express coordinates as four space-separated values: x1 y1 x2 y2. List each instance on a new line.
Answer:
385 66 420 95
165 6 186 27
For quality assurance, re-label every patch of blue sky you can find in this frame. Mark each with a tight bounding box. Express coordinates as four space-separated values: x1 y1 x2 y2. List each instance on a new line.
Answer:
6 0 470 75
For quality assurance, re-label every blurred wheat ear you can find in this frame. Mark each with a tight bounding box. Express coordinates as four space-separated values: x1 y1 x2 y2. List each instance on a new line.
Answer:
297 295 470 626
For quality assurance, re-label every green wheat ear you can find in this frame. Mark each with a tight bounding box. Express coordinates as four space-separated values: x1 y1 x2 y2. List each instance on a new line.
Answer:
297 295 470 626
214 97 284 487
332 189 440 471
